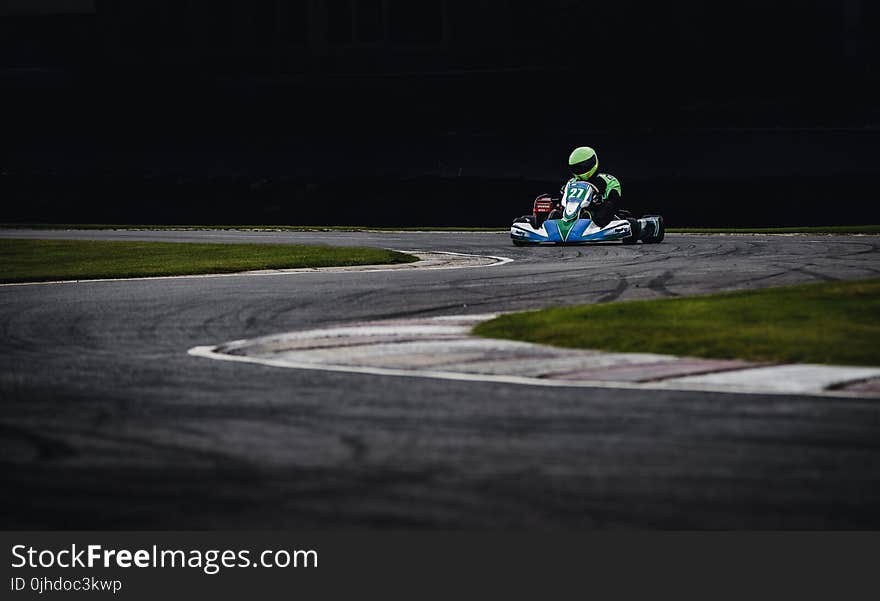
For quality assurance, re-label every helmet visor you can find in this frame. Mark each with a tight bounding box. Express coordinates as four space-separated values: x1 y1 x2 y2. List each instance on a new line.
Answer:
569 155 597 178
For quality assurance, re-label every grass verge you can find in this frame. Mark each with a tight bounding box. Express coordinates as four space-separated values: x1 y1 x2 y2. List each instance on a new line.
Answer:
667 225 880 235
0 239 417 283
0 223 506 232
473 279 880 367
3 224 880 234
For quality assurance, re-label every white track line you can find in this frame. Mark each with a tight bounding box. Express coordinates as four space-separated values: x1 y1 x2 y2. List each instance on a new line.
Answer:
0 251 513 287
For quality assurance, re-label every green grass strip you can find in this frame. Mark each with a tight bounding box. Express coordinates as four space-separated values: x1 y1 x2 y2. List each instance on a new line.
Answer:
0 223 505 232
3 224 880 234
473 279 880 367
667 225 880 235
0 239 417 283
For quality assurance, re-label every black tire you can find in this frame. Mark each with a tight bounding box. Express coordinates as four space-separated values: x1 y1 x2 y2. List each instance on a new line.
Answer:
643 215 665 244
512 215 536 246
622 218 640 245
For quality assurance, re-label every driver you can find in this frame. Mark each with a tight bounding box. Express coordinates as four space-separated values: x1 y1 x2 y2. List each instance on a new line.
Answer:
555 146 623 228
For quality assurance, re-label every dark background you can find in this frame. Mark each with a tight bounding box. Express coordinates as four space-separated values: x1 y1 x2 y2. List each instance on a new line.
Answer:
2 0 878 227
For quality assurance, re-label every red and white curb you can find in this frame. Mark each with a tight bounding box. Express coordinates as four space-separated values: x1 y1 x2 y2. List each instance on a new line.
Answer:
188 314 880 398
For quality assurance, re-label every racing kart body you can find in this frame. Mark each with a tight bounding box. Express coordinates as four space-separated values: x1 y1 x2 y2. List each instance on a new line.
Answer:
510 181 664 246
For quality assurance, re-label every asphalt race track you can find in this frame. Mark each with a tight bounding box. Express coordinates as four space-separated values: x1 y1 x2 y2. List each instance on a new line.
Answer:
2 229 880 529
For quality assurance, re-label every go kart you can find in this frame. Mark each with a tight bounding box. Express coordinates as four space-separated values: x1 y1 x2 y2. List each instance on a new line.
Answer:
510 181 664 246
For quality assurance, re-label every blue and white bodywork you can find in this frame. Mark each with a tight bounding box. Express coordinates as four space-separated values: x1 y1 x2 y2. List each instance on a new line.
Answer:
511 216 632 244
511 180 632 245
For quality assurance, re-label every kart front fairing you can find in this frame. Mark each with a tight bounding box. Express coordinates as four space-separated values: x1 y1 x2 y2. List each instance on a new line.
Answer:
510 216 631 244
510 182 631 244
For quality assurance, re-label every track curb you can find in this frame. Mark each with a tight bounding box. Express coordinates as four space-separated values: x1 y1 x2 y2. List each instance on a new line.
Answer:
189 314 880 399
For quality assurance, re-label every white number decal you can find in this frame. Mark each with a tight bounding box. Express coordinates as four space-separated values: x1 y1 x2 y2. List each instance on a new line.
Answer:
568 187 584 200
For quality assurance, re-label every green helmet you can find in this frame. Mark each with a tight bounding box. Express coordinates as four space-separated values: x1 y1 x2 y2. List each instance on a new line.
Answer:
568 146 598 180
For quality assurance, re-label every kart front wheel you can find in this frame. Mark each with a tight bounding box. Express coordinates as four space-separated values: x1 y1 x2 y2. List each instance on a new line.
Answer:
622 219 640 245
643 215 665 244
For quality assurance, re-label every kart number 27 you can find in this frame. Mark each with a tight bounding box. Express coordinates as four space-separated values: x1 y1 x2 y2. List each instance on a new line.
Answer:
567 187 587 200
